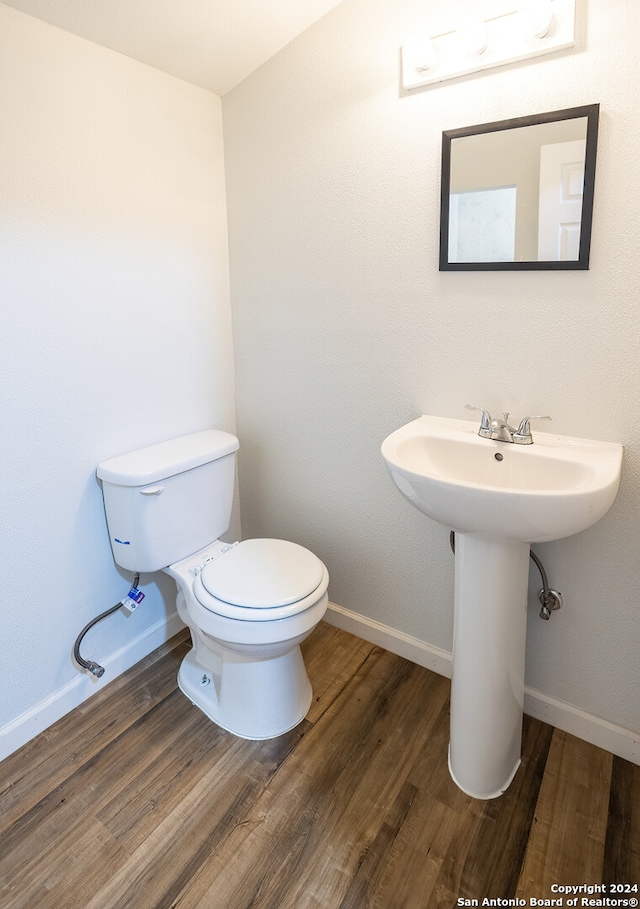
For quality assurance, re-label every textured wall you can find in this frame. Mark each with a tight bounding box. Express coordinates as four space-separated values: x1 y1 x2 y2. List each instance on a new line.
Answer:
0 5 235 753
223 0 640 734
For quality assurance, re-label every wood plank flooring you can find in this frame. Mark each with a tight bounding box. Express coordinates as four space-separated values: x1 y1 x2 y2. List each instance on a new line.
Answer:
1 623 638 908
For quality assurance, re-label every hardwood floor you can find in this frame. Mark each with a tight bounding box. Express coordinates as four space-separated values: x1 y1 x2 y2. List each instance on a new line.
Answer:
1 623 638 908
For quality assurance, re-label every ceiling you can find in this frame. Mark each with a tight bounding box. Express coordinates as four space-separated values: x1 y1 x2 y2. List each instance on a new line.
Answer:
1 0 344 95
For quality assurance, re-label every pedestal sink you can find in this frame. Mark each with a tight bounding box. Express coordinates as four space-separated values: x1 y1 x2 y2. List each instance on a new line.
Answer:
381 415 622 799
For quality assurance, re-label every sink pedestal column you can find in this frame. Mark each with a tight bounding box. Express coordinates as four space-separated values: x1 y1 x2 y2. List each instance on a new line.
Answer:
449 533 529 799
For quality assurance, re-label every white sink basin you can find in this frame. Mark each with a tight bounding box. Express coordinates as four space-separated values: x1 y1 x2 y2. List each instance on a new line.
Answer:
381 415 622 542
382 414 623 799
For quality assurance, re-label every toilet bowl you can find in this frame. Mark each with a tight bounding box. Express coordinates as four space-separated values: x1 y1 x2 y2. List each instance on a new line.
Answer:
97 430 329 740
166 538 329 739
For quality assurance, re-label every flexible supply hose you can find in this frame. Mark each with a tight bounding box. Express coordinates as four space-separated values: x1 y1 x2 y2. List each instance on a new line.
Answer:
73 574 140 678
528 549 550 601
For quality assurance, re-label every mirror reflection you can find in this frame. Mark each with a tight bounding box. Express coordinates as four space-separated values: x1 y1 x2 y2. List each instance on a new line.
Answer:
440 105 599 271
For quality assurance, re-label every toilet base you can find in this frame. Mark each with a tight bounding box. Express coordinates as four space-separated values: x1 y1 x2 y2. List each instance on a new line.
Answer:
177 643 313 740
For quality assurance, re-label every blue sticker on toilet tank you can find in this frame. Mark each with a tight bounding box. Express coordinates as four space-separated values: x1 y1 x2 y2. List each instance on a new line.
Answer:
114 538 131 545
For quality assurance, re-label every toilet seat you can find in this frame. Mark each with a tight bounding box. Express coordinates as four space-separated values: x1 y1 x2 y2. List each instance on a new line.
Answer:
193 538 328 622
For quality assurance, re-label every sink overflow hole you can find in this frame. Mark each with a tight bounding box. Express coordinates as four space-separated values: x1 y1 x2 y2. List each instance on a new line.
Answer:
494 453 504 461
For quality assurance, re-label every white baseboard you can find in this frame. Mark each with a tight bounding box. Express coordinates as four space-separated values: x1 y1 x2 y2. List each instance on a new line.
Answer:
325 602 640 766
521 692 639 765
0 612 185 764
326 601 454 679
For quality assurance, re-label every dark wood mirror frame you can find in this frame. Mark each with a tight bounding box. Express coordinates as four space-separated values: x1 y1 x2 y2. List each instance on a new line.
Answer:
439 104 600 271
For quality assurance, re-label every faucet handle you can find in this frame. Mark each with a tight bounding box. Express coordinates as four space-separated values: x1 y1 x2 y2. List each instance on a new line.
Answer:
515 414 551 443
465 404 492 435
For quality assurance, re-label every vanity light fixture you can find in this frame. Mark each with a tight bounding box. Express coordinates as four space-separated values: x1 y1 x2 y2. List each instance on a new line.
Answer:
401 0 574 90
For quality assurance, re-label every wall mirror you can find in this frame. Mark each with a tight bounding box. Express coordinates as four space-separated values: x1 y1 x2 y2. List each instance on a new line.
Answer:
440 104 599 271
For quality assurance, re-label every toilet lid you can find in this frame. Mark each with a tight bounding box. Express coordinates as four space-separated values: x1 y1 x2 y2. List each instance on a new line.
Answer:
199 539 325 609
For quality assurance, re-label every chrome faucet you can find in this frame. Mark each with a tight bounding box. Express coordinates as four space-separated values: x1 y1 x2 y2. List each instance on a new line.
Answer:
465 405 551 444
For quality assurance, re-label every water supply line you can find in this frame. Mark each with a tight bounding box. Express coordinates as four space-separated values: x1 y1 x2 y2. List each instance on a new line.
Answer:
528 549 563 619
73 574 142 678
449 532 562 619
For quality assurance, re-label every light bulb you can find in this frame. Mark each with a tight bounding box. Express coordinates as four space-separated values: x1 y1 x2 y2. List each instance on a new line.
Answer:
520 0 554 38
402 35 437 73
457 17 489 56
403 36 437 73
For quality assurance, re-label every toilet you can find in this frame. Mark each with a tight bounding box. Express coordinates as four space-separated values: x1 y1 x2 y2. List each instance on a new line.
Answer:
96 430 329 740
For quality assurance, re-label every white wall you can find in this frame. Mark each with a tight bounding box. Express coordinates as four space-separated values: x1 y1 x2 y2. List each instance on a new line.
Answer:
223 0 640 739
0 5 235 757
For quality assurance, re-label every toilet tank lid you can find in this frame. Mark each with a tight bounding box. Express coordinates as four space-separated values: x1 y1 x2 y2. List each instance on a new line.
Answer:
97 430 239 486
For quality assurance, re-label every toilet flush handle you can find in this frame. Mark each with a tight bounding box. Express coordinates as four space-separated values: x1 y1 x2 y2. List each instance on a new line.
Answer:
140 485 164 495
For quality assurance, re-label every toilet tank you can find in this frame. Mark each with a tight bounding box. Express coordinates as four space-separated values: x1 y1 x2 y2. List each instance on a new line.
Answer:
97 430 239 573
